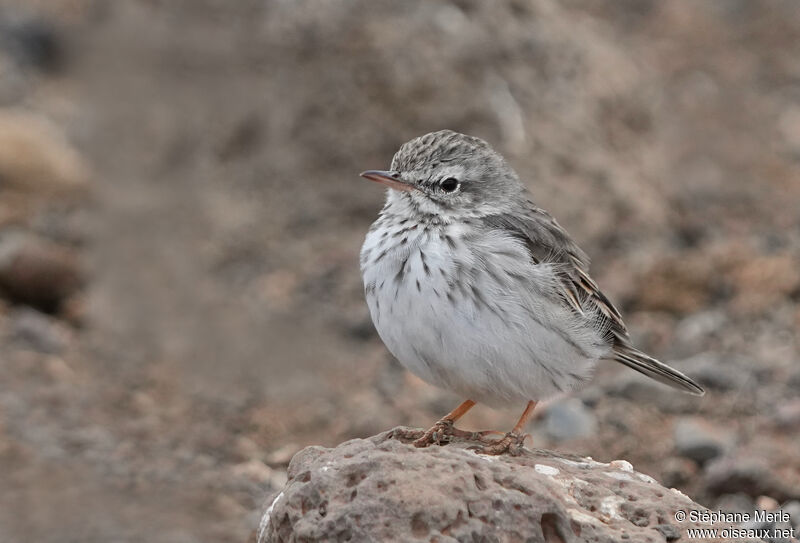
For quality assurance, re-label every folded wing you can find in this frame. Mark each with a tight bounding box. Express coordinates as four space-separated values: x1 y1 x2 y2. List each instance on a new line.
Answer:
481 200 704 396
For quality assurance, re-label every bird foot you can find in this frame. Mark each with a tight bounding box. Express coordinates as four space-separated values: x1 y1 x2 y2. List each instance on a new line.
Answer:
410 420 505 448
413 419 456 447
473 431 530 456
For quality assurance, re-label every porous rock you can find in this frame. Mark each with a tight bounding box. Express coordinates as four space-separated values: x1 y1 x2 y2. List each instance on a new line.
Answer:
258 427 713 542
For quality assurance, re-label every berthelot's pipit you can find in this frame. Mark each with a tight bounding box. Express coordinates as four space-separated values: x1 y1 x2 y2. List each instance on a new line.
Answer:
360 130 704 455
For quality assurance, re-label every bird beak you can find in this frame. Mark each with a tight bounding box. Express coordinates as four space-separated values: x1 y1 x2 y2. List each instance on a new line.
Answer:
360 170 416 192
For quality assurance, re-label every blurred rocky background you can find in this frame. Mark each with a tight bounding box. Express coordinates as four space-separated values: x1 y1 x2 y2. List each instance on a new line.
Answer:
0 1 798 542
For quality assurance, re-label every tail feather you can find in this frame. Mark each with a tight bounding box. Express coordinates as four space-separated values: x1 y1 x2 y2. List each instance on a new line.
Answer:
614 348 705 396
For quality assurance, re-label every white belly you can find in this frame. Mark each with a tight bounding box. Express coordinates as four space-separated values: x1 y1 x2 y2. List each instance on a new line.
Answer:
361 220 610 407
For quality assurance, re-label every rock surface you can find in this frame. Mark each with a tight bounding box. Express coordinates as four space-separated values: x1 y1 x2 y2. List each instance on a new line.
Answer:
258 428 713 543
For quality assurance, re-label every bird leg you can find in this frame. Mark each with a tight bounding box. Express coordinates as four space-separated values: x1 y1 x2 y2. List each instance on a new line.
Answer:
412 399 476 447
477 400 537 456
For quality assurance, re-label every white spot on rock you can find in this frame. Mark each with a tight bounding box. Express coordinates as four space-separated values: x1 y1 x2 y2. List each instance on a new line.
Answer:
636 473 657 484
534 464 560 476
599 495 625 521
568 508 604 526
670 487 689 499
555 457 608 470
258 491 284 543
604 471 633 482
609 460 634 472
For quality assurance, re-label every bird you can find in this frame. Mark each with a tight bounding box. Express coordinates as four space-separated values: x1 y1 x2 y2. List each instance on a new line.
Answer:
359 130 704 455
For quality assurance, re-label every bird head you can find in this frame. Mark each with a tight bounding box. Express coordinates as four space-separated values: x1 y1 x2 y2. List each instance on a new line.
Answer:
361 130 524 220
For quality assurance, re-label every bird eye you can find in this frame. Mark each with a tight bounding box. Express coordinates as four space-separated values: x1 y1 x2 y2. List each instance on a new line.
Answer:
440 177 459 193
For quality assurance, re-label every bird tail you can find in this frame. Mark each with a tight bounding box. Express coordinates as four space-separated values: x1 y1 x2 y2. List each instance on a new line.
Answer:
614 347 705 396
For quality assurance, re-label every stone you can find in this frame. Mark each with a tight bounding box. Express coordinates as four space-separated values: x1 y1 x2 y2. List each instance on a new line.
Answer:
678 353 750 391
673 417 730 464
541 397 597 441
0 109 89 196
778 106 800 151
756 495 780 511
0 231 83 311
703 457 797 502
674 310 726 351
231 460 279 486
713 493 755 515
1 17 64 72
265 443 301 467
660 456 699 489
8 306 70 353
258 428 714 542
738 495 796 543
784 501 800 530
775 399 800 428
606 373 684 412
730 253 800 313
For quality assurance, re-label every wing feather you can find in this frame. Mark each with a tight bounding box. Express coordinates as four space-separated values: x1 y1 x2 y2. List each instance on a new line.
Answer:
481 203 627 339
480 202 704 396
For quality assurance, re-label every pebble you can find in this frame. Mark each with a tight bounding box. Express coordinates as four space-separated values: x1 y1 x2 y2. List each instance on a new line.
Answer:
713 493 755 514
775 399 800 428
660 457 699 488
779 106 800 152
679 353 751 391
231 459 275 485
1 17 64 72
0 231 83 311
0 109 90 194
756 495 780 511
674 310 726 350
9 306 69 353
739 495 795 542
130 391 157 415
783 501 800 529
542 398 597 441
44 356 75 383
232 435 262 461
673 417 730 464
704 457 775 498
214 494 248 518
266 443 300 466
607 374 688 413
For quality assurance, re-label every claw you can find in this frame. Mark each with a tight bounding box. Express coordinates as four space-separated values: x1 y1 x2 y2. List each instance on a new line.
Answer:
397 418 512 449
413 418 455 448
475 431 529 456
